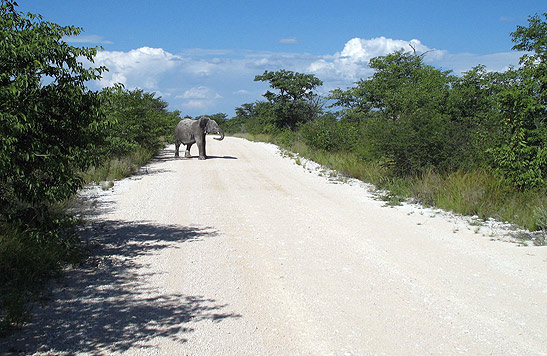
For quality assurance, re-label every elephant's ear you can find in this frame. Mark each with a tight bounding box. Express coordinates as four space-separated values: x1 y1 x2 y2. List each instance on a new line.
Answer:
199 116 210 130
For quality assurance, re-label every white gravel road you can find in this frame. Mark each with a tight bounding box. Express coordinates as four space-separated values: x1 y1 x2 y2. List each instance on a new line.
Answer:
3 136 547 355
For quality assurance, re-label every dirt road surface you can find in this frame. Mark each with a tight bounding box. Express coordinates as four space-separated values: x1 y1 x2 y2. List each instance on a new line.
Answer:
3 136 547 355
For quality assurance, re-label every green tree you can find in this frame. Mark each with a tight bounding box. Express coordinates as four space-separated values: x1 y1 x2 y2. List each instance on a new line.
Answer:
300 114 360 152
230 101 280 134
0 0 107 219
254 69 323 130
489 13 547 189
330 50 458 175
222 104 254 134
207 113 228 128
327 86 372 123
447 65 507 168
365 50 455 122
100 86 180 158
0 1 109 327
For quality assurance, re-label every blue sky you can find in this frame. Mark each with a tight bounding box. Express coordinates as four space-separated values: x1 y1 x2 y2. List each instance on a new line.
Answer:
19 0 546 117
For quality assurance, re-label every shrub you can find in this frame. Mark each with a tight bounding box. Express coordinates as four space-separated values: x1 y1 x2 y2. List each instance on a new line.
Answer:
0 0 107 218
300 116 359 152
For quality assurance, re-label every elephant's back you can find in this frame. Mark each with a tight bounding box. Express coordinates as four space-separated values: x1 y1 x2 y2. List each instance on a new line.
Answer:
175 119 196 142
176 119 194 131
175 119 194 134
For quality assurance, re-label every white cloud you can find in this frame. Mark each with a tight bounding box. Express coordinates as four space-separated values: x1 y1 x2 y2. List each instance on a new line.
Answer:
93 47 183 89
280 38 298 44
307 37 445 81
179 86 222 100
234 89 250 95
82 38 524 117
177 86 222 112
181 100 210 110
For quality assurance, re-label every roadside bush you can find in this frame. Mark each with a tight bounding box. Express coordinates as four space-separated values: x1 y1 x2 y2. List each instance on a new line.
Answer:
0 1 185 330
99 86 181 158
0 0 107 219
488 13 547 189
273 129 300 148
362 111 458 176
80 86 182 184
82 146 157 183
300 116 359 152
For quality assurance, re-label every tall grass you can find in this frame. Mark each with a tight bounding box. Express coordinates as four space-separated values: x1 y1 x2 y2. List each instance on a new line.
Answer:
82 146 157 184
0 211 81 331
411 169 547 230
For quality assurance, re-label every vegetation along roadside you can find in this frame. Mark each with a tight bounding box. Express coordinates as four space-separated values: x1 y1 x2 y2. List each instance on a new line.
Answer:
222 13 547 235
1 0 546 335
0 1 180 331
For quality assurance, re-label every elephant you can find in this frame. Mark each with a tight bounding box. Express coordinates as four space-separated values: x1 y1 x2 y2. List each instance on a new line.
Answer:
174 116 224 160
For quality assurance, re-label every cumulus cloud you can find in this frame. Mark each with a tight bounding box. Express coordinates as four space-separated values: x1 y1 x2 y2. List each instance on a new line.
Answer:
93 47 184 89
83 38 523 116
307 37 445 81
181 100 210 110
243 51 318 72
179 86 222 100
177 86 222 111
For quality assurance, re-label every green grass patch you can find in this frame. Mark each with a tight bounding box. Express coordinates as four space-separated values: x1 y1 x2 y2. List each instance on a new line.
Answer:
0 212 82 332
82 146 157 183
410 169 547 231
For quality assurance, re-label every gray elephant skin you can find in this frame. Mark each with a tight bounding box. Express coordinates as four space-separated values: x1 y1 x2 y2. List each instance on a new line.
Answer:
174 116 225 160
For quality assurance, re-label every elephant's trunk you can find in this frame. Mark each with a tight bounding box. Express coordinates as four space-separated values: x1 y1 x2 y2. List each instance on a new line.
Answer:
214 128 225 141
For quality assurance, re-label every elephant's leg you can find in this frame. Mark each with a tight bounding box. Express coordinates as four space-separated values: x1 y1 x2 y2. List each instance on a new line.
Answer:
196 134 206 160
185 143 193 158
202 138 207 158
175 141 180 157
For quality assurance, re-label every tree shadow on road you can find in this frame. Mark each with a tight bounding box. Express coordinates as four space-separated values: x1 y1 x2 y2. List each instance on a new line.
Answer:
149 147 180 163
1 220 241 355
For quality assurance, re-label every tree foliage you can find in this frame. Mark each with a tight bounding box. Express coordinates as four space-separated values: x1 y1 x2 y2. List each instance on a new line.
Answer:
300 114 360 152
0 0 107 219
328 50 460 175
99 85 181 158
0 0 107 328
324 16 547 188
0 1 188 328
488 13 547 189
254 69 323 130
